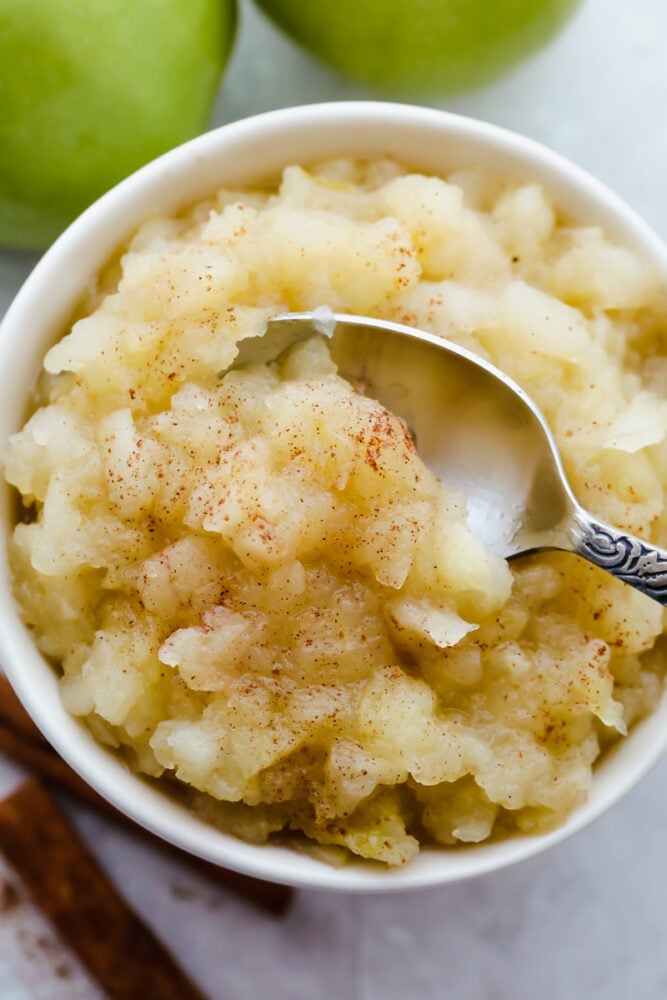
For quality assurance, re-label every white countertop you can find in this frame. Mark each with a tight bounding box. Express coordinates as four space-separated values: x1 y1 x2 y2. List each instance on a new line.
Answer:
2 1 667 996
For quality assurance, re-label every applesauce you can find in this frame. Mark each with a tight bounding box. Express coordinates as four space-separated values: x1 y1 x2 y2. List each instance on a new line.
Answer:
5 159 667 865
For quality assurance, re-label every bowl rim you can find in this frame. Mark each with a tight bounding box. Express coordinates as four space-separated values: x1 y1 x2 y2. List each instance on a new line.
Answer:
1 99 667 892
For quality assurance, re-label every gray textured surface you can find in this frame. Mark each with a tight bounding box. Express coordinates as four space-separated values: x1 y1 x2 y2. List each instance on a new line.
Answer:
1 1 667 997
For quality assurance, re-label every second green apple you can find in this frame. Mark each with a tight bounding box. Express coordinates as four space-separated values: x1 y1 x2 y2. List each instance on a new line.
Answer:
255 0 582 95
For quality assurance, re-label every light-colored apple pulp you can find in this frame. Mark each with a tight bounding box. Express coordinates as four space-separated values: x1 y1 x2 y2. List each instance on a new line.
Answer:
6 159 667 864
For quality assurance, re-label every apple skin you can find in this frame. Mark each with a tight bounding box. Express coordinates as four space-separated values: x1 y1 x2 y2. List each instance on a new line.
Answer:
255 0 581 97
0 0 236 250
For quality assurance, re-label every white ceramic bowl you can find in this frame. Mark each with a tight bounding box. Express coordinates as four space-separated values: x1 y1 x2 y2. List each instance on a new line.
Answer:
1 102 666 892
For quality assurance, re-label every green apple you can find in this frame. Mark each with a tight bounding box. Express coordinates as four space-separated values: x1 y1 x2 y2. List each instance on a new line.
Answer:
0 0 236 250
254 0 581 96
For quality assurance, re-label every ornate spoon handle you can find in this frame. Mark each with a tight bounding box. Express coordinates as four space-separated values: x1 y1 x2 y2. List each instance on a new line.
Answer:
570 508 667 604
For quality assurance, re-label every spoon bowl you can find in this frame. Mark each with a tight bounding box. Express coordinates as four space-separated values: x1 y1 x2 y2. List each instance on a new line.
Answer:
239 311 667 603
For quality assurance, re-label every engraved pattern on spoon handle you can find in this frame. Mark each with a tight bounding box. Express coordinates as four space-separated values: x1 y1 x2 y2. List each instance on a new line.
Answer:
571 509 667 605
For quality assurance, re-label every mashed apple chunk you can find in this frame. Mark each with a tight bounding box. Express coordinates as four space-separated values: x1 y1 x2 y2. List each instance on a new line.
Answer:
5 159 667 865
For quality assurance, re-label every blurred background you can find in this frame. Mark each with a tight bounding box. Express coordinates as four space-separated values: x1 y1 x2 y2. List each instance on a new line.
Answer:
1 0 667 996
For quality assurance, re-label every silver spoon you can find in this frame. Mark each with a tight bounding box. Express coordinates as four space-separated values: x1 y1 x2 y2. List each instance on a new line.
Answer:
232 310 667 605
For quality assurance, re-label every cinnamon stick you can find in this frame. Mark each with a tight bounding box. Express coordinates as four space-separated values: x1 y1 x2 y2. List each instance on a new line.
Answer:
0 675 292 915
0 779 207 1000
0 675 45 745
0 723 119 815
